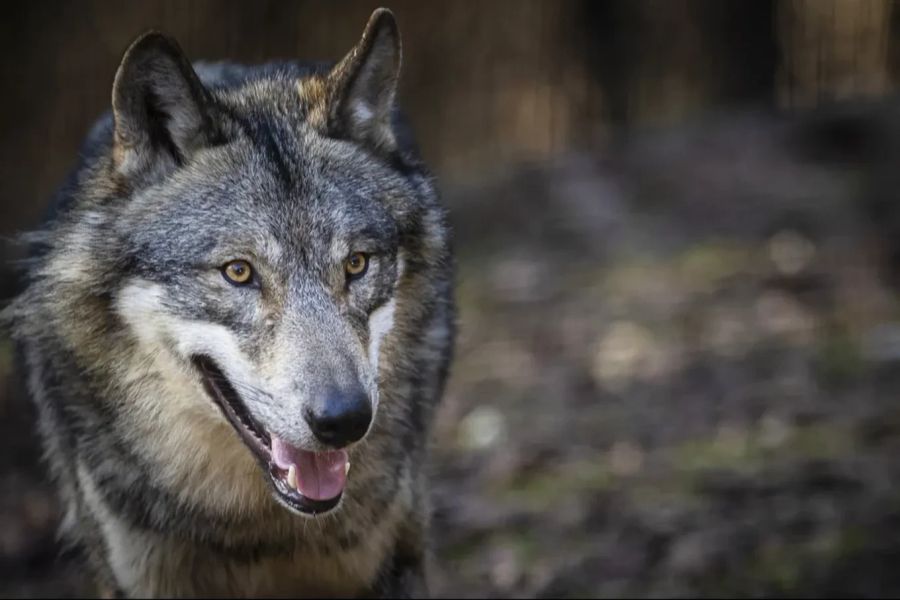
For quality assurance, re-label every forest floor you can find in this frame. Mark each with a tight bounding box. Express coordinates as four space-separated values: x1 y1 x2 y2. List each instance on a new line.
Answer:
5 101 900 598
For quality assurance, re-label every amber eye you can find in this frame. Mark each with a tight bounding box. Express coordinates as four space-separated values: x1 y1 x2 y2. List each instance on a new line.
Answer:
222 260 254 285
345 252 369 278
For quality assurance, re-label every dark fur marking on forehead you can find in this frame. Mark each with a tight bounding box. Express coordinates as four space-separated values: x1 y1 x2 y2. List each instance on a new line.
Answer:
233 112 294 189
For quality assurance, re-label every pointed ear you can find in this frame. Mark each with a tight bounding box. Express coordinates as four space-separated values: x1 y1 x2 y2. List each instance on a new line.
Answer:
325 8 401 152
112 32 219 183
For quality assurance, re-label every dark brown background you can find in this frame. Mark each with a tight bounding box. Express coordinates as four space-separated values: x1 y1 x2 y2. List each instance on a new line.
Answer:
3 1 898 237
5 1 900 598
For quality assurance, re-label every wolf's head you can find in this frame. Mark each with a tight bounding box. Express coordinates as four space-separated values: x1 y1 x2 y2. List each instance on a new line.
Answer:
49 8 451 517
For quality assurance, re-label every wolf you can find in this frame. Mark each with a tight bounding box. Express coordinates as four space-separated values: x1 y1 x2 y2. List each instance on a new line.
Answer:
4 7 455 598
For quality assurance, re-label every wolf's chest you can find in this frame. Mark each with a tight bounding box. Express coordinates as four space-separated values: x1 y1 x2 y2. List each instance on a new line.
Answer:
93 510 393 598
77 458 402 598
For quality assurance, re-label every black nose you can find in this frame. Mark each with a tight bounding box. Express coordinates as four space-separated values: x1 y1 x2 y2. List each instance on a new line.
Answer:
305 388 373 448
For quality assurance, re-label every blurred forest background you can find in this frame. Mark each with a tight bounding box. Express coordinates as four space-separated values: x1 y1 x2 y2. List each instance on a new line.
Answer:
4 1 900 597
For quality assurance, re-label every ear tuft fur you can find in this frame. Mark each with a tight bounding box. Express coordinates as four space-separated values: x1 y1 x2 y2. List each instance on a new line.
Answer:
112 32 219 184
325 8 402 152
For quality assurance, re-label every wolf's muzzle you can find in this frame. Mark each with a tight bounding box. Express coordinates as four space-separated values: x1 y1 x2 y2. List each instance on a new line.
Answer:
304 387 373 448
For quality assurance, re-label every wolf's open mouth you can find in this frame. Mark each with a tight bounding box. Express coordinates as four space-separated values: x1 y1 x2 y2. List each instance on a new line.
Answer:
191 355 348 515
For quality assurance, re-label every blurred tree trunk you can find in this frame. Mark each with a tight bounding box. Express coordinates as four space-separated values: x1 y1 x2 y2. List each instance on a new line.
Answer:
777 0 894 109
577 0 777 139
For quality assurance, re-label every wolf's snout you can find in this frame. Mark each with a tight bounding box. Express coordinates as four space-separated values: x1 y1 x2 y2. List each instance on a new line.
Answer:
304 387 373 448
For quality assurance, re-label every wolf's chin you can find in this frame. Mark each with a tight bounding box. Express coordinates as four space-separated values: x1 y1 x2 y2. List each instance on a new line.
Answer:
191 355 346 516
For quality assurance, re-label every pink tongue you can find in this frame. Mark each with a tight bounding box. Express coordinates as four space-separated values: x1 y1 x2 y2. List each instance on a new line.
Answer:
271 437 348 501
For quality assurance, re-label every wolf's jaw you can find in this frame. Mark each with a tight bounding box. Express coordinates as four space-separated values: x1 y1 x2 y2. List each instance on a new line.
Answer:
191 355 345 515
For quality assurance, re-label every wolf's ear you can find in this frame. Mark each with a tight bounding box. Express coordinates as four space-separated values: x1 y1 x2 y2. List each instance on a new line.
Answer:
112 32 219 183
325 8 401 152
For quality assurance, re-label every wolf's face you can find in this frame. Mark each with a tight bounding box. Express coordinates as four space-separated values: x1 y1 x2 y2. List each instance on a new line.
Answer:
103 10 426 516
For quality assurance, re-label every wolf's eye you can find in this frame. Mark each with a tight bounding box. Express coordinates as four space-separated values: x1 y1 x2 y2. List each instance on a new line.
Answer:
345 252 369 279
222 260 254 286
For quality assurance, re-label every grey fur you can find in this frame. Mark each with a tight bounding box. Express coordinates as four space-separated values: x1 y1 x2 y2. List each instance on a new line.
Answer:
5 8 454 598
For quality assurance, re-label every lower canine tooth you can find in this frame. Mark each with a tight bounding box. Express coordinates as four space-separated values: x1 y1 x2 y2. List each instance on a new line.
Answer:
345 461 351 475
287 465 298 490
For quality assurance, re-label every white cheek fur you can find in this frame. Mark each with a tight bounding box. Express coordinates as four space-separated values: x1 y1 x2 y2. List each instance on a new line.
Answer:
366 252 404 372
367 298 396 371
114 278 258 388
